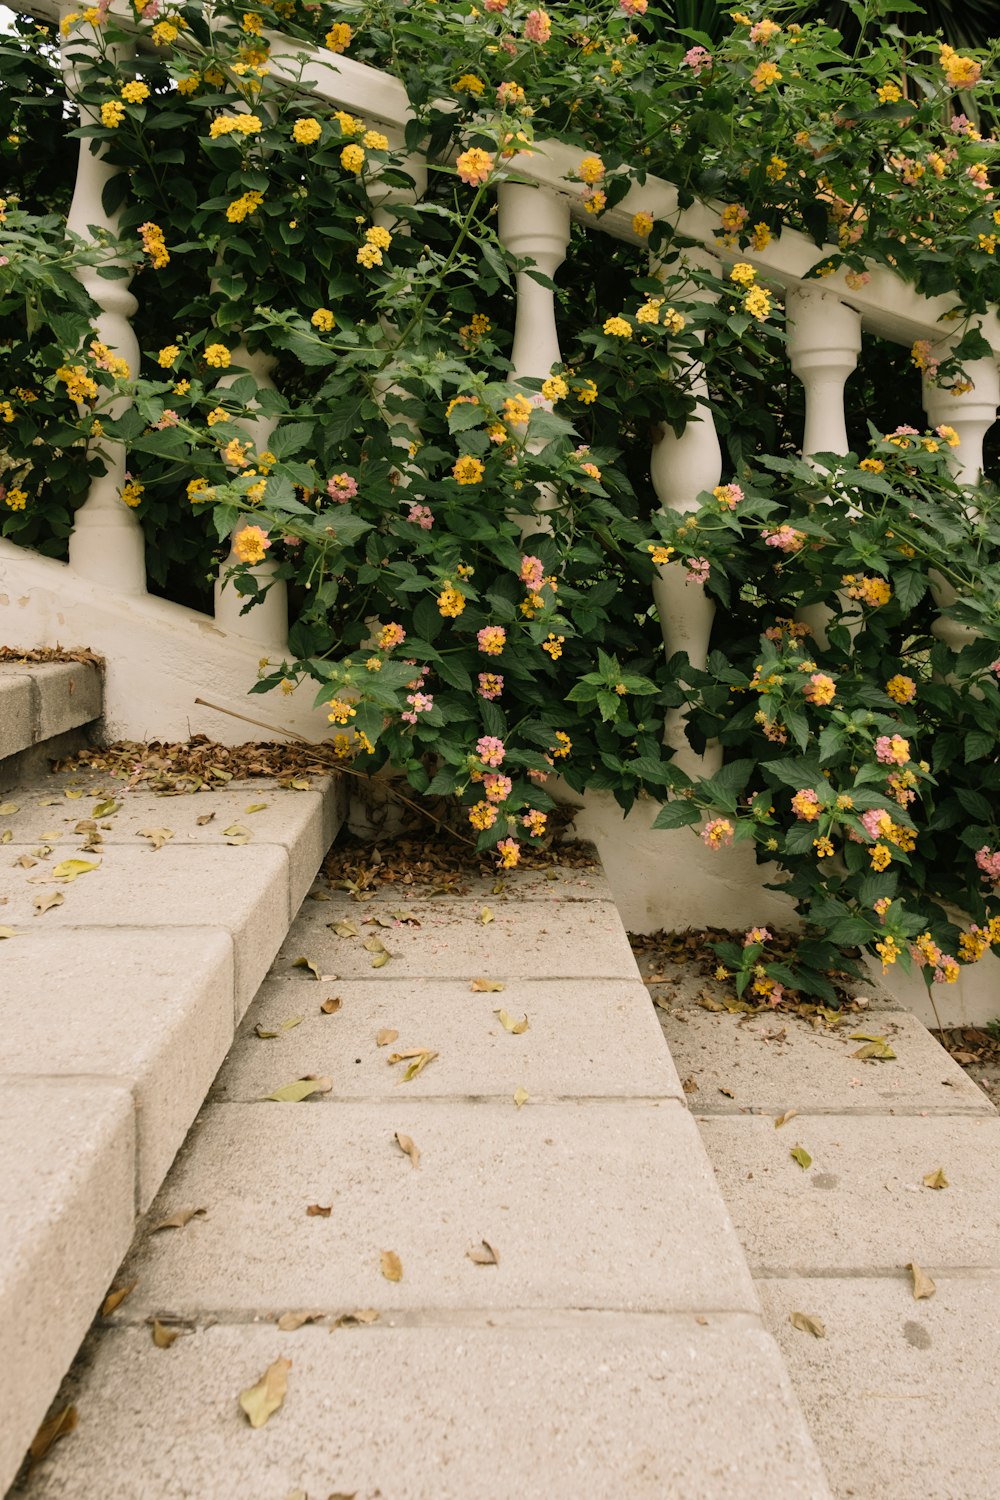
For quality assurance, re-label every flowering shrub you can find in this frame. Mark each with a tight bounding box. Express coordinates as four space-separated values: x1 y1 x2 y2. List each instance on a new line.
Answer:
1 1 1000 998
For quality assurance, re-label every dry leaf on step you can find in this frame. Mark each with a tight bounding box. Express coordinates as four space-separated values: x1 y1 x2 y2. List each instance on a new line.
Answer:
479 906 494 925
137 827 173 851
470 977 505 992
291 956 321 980
922 1168 948 1190
195 812 216 826
321 997 343 1015
380 1249 403 1282
29 1405 77 1466
223 824 252 845
513 1087 529 1109
774 1110 798 1129
277 1310 323 1331
264 1076 332 1103
151 1319 180 1349
93 799 119 818
790 1311 826 1338
33 890 64 915
496 1010 529 1034
51 858 99 882
331 919 359 939
394 1132 420 1168
376 1028 398 1047
790 1145 812 1170
0 802 18 816
371 949 392 969
908 1262 936 1300
0 925 18 939
332 1308 379 1328
254 1016 303 1040
152 1206 207 1232
239 1356 291 1428
101 1280 137 1316
850 1032 897 1060
466 1240 499 1266
306 1204 332 1218
15 854 36 868
245 803 268 814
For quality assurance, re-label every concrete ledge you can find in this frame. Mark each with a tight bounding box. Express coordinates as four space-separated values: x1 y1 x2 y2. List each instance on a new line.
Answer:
0 661 102 763
17 1321 831 1500
0 1078 135 1496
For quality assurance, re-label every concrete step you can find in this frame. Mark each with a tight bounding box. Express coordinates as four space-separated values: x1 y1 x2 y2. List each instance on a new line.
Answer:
0 764 345 1495
0 660 102 783
11 855 833 1499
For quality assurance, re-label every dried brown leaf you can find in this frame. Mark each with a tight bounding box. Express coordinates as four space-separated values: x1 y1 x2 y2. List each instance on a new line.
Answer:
223 823 252 845
321 996 343 1015
466 1239 500 1266
29 1404 77 1466
291 956 322 980
790 1145 812 1170
33 890 64 915
908 1262 936 1299
922 1168 948 1190
774 1110 798 1129
0 802 18 816
152 1206 207 1232
790 1311 826 1339
332 1308 379 1328
0 925 17 939
376 1028 399 1047
239 1355 291 1428
496 1010 529 1034
380 1249 403 1282
513 1086 529 1109
264 1076 332 1103
394 1132 420 1169
479 905 494 925
101 1279 138 1316
331 919 359 939
306 1204 332 1217
277 1310 323 1331
152 1319 180 1348
51 858 99 882
470 977 505 993
371 949 392 969
244 802 268 814
195 812 216 826
137 827 173 851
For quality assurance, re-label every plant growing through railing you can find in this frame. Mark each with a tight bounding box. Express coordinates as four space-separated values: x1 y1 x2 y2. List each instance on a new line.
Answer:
2 0 1000 1000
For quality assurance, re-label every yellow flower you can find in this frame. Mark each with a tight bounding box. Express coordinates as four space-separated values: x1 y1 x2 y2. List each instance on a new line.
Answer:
877 82 902 103
542 633 565 659
859 457 884 473
503 394 533 427
886 674 916 705
552 731 572 758
765 154 787 182
574 379 598 404
648 544 674 565
662 307 686 335
541 376 568 401
157 344 180 368
311 308 336 331
327 697 356 725
226 190 264 223
234 524 271 564
341 144 365 174
121 80 149 104
452 455 484 485
813 837 834 858
100 100 126 129
151 20 179 45
730 262 756 287
750 62 781 92
292 117 322 145
0 401 13 423
325 22 353 53
870 843 892 871
363 130 389 150
469 800 498 831
456 147 494 186
204 344 231 369
59 12 79 35
578 155 605 184
5 487 28 510
438 583 466 617
636 301 661 326
744 286 772 321
366 225 392 249
632 211 653 237
751 222 771 251
173 379 190 396
121 480 144 508
357 244 383 269
242 11 263 34
206 407 229 426
937 425 960 447
176 74 201 95
603 316 632 339
208 114 262 139
334 111 363 137
187 477 211 503
456 73 485 95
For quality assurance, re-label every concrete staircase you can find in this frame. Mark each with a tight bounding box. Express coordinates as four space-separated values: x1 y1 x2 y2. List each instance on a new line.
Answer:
9 849 831 1499
0 660 345 1493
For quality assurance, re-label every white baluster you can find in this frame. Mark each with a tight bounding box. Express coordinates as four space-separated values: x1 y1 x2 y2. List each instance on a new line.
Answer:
650 250 722 776
497 183 570 381
212 345 288 647
61 8 145 595
922 356 1000 651
786 285 862 647
786 285 862 458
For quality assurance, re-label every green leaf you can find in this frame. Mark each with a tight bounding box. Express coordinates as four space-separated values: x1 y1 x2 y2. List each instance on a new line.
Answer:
652 800 700 830
965 729 994 764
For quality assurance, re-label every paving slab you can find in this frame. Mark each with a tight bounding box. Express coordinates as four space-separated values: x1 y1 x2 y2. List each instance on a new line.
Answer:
757 1275 1000 1500
0 1078 135 1496
0 774 340 912
284 895 640 980
1 927 234 1209
212 975 683 1102
117 1100 757 1318
699 1114 1000 1272
0 845 290 1018
15 1321 831 1500
659 1005 991 1116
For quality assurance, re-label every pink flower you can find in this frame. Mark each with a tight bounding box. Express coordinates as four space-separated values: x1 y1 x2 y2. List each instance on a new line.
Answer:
523 8 551 42
476 735 505 767
875 734 910 765
763 525 805 553
406 503 434 529
790 788 821 821
484 0 507 10
327 472 358 502
477 672 504 700
683 45 713 74
496 836 520 868
619 0 647 13
714 483 743 509
686 557 710 584
861 808 892 841
990 660 1000 678
478 625 506 655
484 772 513 803
743 927 771 946
520 554 545 591
976 846 1000 882
527 767 550 783
701 817 734 849
153 409 179 429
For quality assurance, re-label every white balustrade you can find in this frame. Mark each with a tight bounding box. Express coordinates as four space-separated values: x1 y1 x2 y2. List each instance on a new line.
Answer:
649 250 723 776
497 183 570 382
60 7 146 595
212 345 289 647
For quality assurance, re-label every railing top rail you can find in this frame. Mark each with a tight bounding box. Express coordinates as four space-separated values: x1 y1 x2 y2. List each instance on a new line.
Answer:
17 0 1000 357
